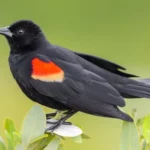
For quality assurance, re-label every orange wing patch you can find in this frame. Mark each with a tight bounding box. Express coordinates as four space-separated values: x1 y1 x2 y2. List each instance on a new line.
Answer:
31 58 64 82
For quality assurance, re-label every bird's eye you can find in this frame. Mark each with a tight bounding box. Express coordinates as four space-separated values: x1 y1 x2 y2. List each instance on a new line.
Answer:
17 29 25 35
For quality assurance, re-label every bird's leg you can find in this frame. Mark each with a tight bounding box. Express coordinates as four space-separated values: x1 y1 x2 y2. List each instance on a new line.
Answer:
46 110 62 120
46 110 77 132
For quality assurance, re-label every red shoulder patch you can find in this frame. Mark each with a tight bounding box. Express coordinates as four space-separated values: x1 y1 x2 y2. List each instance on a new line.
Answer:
31 58 64 82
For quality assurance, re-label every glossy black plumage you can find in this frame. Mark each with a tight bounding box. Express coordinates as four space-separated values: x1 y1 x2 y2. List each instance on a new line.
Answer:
1 20 150 123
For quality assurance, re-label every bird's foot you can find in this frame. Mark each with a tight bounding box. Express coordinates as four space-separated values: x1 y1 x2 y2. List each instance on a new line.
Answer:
46 110 77 132
46 119 71 132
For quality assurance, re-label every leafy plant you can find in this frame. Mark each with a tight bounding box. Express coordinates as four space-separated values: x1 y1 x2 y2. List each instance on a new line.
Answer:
3 105 149 150
120 109 150 150
0 105 89 150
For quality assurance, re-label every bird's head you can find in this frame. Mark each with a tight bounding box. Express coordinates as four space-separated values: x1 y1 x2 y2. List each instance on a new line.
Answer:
0 20 45 50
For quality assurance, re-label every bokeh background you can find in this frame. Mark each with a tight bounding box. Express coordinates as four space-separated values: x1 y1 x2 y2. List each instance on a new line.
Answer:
0 0 150 149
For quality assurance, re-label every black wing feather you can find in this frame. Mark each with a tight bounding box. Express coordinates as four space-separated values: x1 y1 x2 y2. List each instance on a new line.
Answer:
75 52 138 78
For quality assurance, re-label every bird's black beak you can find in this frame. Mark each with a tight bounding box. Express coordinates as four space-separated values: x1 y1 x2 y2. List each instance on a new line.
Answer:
0 26 12 37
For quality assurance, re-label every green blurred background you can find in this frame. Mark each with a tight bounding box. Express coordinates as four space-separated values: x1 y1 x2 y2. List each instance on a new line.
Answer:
0 0 150 149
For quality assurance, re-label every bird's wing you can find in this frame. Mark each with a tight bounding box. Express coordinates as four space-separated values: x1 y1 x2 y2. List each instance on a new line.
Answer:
75 52 138 77
29 54 125 109
29 54 86 102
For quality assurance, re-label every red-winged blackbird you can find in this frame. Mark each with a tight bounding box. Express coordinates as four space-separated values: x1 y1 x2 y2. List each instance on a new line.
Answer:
0 20 150 130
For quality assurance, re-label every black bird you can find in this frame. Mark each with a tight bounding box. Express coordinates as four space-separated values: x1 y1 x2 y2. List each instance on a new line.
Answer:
0 20 150 130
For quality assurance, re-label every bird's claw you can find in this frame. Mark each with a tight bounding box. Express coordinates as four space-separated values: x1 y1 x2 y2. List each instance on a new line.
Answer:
46 112 57 119
47 120 71 125
46 120 72 132
46 123 61 132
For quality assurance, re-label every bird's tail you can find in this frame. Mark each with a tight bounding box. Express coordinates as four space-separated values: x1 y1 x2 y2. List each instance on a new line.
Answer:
116 78 150 98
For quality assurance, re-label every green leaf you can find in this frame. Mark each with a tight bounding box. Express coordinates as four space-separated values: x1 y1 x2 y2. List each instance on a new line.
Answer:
72 135 83 144
140 139 147 150
81 133 91 139
30 134 48 144
13 132 21 145
15 144 25 150
21 105 46 147
4 119 16 142
27 133 55 150
4 119 21 147
120 121 140 150
47 119 83 137
4 130 14 150
44 138 61 150
4 119 16 133
142 115 150 142
0 137 6 150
